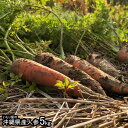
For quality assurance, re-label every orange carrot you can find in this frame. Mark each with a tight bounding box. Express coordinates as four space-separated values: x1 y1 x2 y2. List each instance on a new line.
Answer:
117 45 128 63
65 55 128 94
35 53 106 95
11 58 106 99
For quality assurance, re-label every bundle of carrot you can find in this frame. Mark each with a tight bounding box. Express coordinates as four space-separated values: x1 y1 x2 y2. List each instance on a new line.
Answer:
65 55 128 94
1 35 127 96
11 58 108 100
0 30 116 99
35 52 106 95
0 40 106 98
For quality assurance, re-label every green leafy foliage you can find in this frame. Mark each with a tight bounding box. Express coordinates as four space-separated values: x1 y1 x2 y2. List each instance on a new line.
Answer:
9 72 38 92
0 72 39 98
22 81 38 92
3 0 125 59
0 72 22 98
0 0 127 59
9 72 22 87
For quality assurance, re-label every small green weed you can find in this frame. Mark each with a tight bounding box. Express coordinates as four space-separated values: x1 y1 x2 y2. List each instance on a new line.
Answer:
9 72 22 87
55 78 79 97
0 81 8 98
55 78 79 90
22 81 38 92
9 72 38 92
0 72 22 98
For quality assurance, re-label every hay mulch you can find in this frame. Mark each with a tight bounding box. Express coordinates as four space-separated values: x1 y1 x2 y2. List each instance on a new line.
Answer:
0 87 128 128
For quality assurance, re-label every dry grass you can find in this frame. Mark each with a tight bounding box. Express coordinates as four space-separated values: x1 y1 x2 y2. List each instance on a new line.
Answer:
0 87 128 128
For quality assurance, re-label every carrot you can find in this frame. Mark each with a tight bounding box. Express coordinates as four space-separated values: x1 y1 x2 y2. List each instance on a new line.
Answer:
87 53 120 78
11 58 107 99
65 55 128 94
117 45 128 63
35 53 106 95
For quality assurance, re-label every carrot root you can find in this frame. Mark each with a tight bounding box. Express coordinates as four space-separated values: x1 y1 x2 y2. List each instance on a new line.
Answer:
87 53 120 78
35 52 106 95
117 45 128 63
65 55 128 94
11 58 107 99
